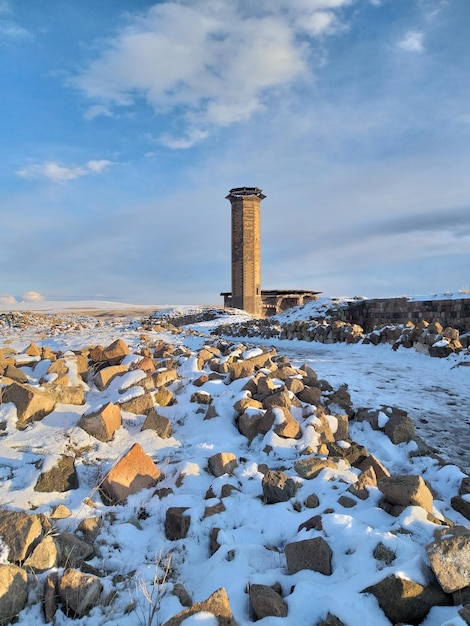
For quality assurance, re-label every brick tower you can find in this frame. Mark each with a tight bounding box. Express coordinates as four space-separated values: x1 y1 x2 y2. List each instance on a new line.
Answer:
226 187 266 317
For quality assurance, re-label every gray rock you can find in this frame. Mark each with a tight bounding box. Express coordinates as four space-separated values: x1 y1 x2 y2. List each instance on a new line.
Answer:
362 574 451 624
249 583 288 619
165 507 191 541
35 455 79 492
0 509 43 563
262 470 298 504
285 537 332 575
378 474 433 513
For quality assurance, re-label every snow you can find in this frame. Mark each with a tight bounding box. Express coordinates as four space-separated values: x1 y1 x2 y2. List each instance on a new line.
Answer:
0 302 469 625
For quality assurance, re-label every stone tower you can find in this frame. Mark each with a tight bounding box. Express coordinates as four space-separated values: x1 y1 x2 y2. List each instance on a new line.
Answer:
226 187 266 317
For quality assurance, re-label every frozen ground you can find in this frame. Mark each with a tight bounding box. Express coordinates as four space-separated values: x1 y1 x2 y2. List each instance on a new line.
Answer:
0 302 469 625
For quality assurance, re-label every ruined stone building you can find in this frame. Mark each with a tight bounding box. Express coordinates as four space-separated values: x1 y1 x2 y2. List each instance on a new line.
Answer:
221 187 320 317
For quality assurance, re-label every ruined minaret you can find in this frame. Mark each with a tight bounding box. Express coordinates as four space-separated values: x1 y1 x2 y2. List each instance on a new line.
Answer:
226 187 266 317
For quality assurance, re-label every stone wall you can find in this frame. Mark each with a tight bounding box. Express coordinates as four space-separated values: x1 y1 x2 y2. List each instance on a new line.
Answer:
339 297 470 333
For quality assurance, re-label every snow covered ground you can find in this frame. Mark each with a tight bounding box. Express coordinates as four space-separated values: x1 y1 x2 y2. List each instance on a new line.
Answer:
0 302 469 625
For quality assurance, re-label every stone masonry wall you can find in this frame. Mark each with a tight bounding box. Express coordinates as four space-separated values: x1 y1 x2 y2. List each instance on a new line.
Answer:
340 297 470 333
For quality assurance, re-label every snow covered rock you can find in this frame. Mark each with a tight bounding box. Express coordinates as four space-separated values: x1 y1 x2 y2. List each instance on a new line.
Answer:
285 537 333 575
262 470 299 503
162 587 237 626
363 574 451 624
249 583 288 619
426 527 470 593
34 454 79 493
78 402 122 442
2 381 56 429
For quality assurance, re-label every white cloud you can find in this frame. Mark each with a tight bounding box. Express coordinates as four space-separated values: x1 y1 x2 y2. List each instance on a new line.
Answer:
398 30 425 53
17 159 114 183
72 0 351 147
83 104 114 120
0 294 16 304
22 291 44 302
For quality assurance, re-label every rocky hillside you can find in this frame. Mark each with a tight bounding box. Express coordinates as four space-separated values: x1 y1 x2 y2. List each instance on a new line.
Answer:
0 309 468 625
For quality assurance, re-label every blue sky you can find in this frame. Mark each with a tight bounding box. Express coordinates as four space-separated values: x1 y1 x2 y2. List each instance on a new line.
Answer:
1 0 469 305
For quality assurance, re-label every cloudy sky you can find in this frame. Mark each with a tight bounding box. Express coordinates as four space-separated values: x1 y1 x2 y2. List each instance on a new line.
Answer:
1 0 469 305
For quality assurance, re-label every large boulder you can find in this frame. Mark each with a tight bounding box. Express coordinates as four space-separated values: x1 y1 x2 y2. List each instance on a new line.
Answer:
2 381 56 429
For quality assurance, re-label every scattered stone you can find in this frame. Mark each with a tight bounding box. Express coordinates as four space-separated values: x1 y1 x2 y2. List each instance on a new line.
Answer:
285 537 333 575
362 574 451 624
262 470 298 504
23 535 58 572
0 509 43 562
426 529 470 593
78 402 122 442
0 564 27 624
451 495 470 521
141 409 172 438
77 517 103 542
378 474 433 514
294 457 339 480
164 507 191 540
43 571 59 623
249 583 288 619
2 381 56 429
208 452 238 477
89 339 130 365
58 567 103 618
119 392 155 415
50 504 72 519
383 410 416 444
35 455 79 493
373 542 395 566
55 533 94 568
162 587 237 626
99 443 161 505
93 364 128 390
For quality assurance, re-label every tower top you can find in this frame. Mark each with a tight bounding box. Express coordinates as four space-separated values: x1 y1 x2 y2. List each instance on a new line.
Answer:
226 187 266 200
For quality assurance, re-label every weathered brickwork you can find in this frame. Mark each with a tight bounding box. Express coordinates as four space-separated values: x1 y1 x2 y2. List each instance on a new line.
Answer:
341 297 470 332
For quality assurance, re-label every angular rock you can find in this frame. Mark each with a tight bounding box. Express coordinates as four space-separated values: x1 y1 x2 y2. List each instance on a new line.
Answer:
152 368 178 387
93 364 128 390
383 411 416 444
164 507 191 540
23 535 58 572
99 443 161 505
89 338 130 365
297 385 322 405
141 410 172 438
58 568 102 618
262 470 298 504
56 533 94 568
362 574 451 624
285 537 333 575
378 474 433 513
0 509 43 562
153 386 174 407
451 495 470 521
119 392 155 415
208 452 238 477
162 587 237 626
294 457 339 480
43 571 59 623
0 564 27 624
77 517 103 542
3 364 28 383
35 455 79 493
249 584 288 619
2 381 56 429
237 412 263 442
190 390 212 404
46 384 85 405
78 402 122 442
426 530 470 593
